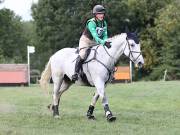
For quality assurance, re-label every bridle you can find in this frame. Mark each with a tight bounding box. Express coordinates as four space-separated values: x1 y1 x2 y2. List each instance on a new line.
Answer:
102 36 142 64
123 37 142 63
76 35 142 83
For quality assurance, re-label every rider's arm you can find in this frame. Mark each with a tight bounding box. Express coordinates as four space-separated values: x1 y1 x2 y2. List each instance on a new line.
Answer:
103 21 108 40
87 21 106 45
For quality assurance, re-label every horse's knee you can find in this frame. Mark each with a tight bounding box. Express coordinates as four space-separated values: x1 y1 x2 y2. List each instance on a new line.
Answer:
94 94 99 101
97 92 108 105
53 92 60 105
98 91 105 99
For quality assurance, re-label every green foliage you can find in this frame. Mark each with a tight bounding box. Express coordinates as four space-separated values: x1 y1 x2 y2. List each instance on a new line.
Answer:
32 0 180 80
0 48 5 63
0 8 28 63
155 1 180 79
144 1 180 80
32 0 103 69
21 21 39 69
1 0 179 80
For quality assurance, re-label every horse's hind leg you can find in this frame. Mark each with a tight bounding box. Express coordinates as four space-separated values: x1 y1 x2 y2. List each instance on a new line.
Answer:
51 75 72 118
51 74 64 118
57 76 72 108
86 92 99 120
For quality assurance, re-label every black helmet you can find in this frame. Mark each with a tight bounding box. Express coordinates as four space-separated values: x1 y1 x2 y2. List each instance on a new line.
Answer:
93 5 105 14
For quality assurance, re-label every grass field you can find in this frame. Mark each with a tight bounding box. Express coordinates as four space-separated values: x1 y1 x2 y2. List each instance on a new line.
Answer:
0 81 180 135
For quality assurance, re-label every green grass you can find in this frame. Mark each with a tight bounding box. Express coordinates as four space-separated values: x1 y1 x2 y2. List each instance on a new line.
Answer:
0 81 180 135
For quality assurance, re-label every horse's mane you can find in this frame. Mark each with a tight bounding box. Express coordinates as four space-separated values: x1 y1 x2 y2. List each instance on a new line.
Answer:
107 34 124 42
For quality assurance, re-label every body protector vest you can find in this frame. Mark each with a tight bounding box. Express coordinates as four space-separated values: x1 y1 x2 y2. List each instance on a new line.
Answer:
83 18 106 40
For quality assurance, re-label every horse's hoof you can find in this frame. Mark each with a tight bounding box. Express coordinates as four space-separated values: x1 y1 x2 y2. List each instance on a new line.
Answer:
47 104 52 111
107 115 116 122
54 115 60 119
87 115 96 120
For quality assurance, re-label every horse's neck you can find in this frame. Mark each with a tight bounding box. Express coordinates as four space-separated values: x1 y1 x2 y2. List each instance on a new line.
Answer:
95 33 126 68
108 33 126 62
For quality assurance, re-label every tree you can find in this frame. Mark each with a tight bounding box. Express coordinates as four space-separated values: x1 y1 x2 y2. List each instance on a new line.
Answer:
32 0 106 70
32 0 180 80
153 1 180 80
0 8 28 63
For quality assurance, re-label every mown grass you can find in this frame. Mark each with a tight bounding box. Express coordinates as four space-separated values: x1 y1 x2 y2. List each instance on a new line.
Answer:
0 81 180 135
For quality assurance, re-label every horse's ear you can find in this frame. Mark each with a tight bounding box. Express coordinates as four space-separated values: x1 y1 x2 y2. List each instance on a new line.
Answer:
134 29 138 34
124 18 130 33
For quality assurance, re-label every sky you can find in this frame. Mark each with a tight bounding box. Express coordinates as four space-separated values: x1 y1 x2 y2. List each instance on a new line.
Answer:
0 0 38 21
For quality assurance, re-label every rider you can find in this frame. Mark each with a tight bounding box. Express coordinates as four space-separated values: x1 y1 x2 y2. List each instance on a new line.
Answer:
72 4 112 81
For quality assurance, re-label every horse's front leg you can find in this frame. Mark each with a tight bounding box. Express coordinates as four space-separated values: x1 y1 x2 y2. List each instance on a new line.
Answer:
94 78 116 122
86 92 99 120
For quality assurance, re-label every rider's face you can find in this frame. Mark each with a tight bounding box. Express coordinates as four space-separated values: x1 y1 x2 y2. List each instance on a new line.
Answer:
95 13 105 21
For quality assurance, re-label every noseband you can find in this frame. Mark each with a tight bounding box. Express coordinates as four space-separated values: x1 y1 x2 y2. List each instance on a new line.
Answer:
123 37 142 63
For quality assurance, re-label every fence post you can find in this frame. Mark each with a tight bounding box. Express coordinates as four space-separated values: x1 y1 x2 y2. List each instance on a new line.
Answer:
27 46 35 86
130 60 132 82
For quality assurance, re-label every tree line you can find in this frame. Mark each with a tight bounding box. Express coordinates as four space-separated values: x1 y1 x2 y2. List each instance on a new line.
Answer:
0 0 179 80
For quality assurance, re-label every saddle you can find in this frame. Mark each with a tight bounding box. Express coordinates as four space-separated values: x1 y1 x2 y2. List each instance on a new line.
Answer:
74 46 98 86
74 46 115 85
75 46 93 61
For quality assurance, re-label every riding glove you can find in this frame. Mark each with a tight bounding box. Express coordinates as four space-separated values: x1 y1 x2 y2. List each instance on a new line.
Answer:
104 41 111 49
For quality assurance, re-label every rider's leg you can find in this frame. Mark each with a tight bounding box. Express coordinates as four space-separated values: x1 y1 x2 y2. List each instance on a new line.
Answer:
72 35 92 81
72 55 84 81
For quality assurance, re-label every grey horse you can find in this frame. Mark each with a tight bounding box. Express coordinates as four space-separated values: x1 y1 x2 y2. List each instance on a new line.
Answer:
40 32 144 122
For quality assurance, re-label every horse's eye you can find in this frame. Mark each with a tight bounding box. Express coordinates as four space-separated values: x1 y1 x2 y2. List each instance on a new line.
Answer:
131 44 135 47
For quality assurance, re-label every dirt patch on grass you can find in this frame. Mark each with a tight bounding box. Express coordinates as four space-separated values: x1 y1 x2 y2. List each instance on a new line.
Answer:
0 103 16 113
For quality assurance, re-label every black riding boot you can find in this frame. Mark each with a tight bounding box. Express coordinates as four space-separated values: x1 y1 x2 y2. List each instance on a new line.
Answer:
72 55 83 81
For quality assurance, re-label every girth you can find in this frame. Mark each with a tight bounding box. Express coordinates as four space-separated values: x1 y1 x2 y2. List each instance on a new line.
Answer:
75 45 115 83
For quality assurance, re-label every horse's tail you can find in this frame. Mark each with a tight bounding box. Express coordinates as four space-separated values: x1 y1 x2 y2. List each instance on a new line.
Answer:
39 59 51 91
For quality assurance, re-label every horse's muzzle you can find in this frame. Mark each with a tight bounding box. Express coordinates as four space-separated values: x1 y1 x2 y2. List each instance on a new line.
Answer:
138 62 143 68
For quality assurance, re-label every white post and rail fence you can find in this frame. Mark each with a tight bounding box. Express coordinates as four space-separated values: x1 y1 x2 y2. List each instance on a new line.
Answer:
27 46 35 86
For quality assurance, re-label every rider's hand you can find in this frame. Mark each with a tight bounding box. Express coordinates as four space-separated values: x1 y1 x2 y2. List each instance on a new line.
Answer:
104 41 111 49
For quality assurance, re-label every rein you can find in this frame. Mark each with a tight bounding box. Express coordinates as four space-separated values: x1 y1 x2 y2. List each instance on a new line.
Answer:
124 37 142 63
83 45 116 83
74 34 142 83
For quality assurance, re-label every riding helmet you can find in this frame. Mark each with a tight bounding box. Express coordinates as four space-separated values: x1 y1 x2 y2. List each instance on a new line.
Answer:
92 5 105 14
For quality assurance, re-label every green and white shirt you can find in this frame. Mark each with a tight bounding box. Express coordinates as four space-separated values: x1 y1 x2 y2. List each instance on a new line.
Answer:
83 18 108 45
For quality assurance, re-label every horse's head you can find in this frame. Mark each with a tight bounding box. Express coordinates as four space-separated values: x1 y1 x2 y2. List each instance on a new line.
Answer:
123 32 144 68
